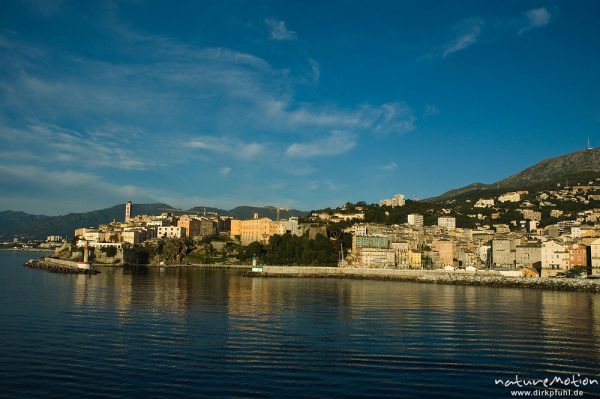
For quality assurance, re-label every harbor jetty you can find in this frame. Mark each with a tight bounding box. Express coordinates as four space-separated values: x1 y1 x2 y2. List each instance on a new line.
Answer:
24 258 100 274
246 266 600 293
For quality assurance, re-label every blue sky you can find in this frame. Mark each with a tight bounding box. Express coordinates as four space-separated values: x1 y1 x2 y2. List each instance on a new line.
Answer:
1 1 599 215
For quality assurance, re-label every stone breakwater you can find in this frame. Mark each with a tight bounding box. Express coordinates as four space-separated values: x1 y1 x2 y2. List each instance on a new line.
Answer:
24 259 100 274
246 266 600 293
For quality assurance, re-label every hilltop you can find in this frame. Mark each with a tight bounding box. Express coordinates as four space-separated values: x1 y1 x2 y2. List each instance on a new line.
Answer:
425 148 600 202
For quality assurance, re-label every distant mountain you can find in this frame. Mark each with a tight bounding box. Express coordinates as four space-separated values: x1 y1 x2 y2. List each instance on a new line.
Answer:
0 203 174 240
0 203 308 240
223 206 307 220
425 148 600 202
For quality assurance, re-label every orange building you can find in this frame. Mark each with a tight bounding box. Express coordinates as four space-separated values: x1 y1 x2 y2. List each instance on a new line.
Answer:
432 239 454 267
568 244 587 268
177 216 202 238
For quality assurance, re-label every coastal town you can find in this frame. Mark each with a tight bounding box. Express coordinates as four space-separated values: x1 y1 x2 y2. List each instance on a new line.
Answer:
15 177 600 279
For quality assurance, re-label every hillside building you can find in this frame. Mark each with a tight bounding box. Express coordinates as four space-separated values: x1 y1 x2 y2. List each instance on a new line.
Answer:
437 216 456 230
407 213 424 227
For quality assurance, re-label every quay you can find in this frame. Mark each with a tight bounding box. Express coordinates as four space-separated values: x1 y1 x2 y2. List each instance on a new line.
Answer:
246 266 600 293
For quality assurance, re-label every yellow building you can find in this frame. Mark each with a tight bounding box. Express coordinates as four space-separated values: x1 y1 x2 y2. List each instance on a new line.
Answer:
230 217 285 245
408 249 422 269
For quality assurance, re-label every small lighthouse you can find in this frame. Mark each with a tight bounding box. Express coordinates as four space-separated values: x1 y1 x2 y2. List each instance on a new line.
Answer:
77 241 92 270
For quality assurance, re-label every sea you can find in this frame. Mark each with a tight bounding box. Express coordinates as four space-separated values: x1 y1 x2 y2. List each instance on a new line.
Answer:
1 250 599 398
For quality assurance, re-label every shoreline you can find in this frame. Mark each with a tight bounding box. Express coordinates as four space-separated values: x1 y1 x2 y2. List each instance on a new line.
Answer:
1 248 55 252
118 263 251 269
245 266 600 293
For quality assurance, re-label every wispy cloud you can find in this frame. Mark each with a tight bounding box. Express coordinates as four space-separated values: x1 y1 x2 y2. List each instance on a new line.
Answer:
0 16 417 213
0 122 150 170
382 162 398 171
219 166 232 176
190 136 266 160
519 8 552 35
265 18 297 41
443 18 483 58
264 101 415 136
286 131 356 158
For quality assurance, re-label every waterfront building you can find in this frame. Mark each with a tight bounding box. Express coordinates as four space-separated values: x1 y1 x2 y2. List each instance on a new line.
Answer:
391 241 409 268
432 239 453 267
568 244 587 268
354 247 396 268
492 237 514 268
541 240 569 277
457 248 478 268
408 249 422 269
407 213 424 227
588 238 600 273
515 243 542 268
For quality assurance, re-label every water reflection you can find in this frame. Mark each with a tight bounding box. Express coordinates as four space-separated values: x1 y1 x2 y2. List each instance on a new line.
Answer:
6 256 596 398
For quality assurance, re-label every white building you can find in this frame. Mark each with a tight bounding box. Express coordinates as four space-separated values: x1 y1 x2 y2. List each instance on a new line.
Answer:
407 213 424 227
83 230 103 243
146 219 171 227
474 198 495 208
437 216 456 230
122 230 143 245
157 226 185 239
589 238 600 274
380 194 406 207
355 247 396 268
332 213 364 221
541 240 569 277
353 224 368 236
498 192 526 203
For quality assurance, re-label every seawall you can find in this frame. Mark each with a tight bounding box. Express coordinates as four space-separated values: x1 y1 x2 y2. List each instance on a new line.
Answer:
24 258 100 274
246 266 600 292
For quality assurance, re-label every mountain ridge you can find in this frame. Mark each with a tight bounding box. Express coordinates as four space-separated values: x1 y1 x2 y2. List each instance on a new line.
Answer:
0 203 308 240
424 148 600 202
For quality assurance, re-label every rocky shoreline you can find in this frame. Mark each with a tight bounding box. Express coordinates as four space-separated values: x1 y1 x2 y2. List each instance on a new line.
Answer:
245 269 600 293
24 260 100 274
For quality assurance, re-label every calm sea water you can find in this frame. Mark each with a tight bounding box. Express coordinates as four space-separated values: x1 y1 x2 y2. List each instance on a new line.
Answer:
1 251 599 398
